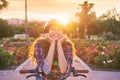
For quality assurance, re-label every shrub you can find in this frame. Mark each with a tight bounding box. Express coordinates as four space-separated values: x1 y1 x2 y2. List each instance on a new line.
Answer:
0 48 16 69
72 39 120 70
94 53 109 68
112 48 120 69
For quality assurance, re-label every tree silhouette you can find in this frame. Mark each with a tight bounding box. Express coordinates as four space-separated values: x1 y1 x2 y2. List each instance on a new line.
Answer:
0 0 9 11
78 1 94 39
79 1 94 14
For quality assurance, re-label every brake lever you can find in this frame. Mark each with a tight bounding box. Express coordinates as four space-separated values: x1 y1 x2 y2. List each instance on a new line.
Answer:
72 67 87 78
26 74 37 79
73 72 87 78
26 67 44 79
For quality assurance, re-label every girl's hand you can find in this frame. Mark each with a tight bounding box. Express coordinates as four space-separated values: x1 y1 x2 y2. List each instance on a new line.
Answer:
57 35 67 44
44 34 55 43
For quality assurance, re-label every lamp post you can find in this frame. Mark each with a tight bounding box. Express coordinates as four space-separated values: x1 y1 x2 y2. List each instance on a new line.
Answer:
25 0 28 39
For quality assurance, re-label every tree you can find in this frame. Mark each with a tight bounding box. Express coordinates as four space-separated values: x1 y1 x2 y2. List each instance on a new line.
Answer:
87 12 99 35
0 19 14 39
0 0 9 11
28 20 45 38
28 28 40 38
77 1 94 38
97 8 120 40
66 21 78 38
13 25 25 34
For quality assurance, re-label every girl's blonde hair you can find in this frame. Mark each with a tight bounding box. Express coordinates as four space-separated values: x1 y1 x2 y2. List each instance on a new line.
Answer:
66 39 76 57
28 37 44 64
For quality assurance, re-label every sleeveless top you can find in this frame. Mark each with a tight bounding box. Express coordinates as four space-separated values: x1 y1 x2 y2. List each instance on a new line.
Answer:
34 39 73 80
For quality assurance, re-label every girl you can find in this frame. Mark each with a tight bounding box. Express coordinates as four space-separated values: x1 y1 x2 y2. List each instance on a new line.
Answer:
29 19 76 80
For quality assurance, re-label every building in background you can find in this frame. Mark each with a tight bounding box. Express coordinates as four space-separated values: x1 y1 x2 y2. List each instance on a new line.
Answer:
7 18 24 25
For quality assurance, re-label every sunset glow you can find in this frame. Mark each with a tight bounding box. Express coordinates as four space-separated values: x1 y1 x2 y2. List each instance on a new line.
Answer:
52 14 70 25
1 0 120 20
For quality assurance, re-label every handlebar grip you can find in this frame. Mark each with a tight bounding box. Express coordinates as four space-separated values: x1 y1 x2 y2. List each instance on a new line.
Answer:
19 70 30 74
76 70 89 73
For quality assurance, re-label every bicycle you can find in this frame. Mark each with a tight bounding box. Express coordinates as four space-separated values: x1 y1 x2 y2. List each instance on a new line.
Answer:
19 67 89 80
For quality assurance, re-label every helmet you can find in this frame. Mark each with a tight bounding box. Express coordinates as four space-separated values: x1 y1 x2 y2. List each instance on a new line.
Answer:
44 19 66 33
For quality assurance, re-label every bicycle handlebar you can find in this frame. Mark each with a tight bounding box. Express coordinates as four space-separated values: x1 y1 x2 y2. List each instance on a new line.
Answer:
19 69 36 74
76 69 89 73
19 68 89 74
19 67 89 79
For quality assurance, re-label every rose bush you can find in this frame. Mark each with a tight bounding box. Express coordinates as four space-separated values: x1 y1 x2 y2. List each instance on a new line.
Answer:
0 38 33 69
72 39 120 70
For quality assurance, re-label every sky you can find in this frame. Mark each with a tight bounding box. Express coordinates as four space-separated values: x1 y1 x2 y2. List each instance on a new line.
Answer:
1 0 120 21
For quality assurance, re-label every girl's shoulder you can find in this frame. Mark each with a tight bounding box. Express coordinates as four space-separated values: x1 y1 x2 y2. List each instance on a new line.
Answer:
62 39 73 46
35 37 49 44
33 37 50 49
35 37 50 54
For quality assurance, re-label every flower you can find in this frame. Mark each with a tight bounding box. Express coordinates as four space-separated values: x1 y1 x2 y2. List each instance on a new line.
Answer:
103 46 105 49
10 51 14 55
0 44 3 47
107 60 112 63
103 61 106 64
105 47 110 54
101 52 105 55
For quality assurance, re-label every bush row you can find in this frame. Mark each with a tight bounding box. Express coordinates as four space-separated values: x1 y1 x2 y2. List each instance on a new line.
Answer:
72 39 120 70
0 38 34 69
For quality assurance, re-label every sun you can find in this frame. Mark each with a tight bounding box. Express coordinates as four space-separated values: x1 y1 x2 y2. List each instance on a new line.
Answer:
51 14 70 26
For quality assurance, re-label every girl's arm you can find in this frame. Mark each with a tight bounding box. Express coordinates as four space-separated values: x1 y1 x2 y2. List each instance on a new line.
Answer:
57 41 68 73
58 41 73 80
45 40 55 70
44 34 56 72
34 37 55 75
57 36 68 73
